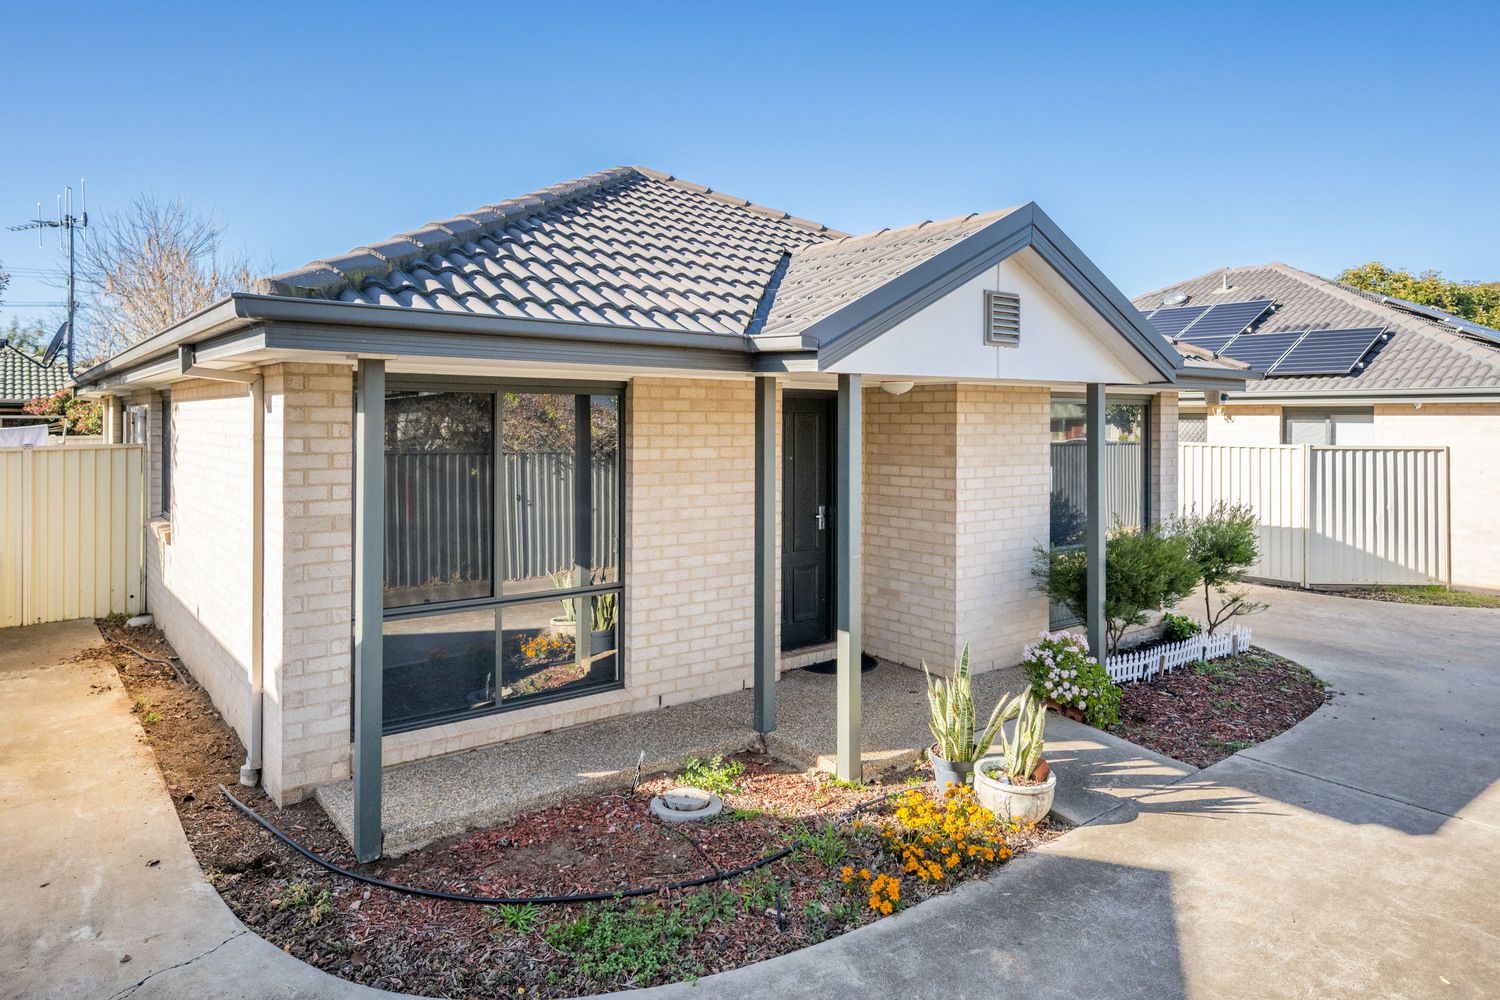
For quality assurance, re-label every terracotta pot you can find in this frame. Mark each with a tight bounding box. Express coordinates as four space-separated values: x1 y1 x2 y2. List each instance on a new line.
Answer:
1044 699 1085 723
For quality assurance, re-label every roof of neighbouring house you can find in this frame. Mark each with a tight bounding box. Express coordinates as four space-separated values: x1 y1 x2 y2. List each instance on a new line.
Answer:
1134 262 1500 395
257 166 844 336
0 341 70 404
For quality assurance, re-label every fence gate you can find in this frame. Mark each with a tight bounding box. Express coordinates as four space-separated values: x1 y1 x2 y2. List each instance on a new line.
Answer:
1179 443 1450 588
0 443 145 627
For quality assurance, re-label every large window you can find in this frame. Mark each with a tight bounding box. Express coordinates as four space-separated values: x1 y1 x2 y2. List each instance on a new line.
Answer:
381 383 623 733
1048 395 1150 627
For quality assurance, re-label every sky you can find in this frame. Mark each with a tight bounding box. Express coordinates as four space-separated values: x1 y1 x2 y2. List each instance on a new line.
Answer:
2 0 1497 336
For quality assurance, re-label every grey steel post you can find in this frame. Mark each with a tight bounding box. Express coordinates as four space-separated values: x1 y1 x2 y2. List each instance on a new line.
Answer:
573 394 594 675
352 359 386 863
753 376 777 734
835 373 863 782
1085 382 1107 661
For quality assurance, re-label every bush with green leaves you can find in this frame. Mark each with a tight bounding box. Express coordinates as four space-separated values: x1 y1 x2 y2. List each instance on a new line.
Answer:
679 754 744 795
1175 502 1265 634
1033 521 1201 654
1161 612 1201 642
1021 631 1122 728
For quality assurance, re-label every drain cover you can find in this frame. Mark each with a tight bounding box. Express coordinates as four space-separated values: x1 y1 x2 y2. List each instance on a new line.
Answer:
650 786 723 823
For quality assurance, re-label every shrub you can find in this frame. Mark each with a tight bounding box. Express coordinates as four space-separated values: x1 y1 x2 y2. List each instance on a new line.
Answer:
1161 612 1201 642
1033 521 1201 654
22 388 101 435
876 785 1011 885
1176 502 1265 634
1021 632 1122 728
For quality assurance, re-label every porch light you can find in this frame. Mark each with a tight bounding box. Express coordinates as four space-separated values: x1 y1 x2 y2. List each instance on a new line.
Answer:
880 380 915 396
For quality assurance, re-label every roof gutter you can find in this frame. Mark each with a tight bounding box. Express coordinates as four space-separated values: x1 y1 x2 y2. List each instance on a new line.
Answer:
75 292 759 389
1190 385 1500 406
178 345 266 790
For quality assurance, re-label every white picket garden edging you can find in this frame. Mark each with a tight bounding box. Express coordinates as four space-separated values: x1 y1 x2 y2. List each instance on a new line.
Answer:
1099 624 1253 684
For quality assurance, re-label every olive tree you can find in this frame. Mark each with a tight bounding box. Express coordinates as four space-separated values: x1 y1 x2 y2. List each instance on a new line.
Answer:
1033 521 1201 655
1176 501 1265 633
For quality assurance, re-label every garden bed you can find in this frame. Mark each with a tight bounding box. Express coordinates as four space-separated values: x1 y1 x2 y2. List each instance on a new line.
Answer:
1106 645 1328 767
99 622 1059 998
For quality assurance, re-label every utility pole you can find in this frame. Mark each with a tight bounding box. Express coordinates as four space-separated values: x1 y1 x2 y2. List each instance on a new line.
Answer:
9 182 88 375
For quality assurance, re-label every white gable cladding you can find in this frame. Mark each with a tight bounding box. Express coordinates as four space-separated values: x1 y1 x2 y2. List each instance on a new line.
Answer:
827 249 1160 384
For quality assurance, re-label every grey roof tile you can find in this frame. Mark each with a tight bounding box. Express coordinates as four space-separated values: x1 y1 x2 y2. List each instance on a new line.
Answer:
1133 262 1500 393
0 343 70 403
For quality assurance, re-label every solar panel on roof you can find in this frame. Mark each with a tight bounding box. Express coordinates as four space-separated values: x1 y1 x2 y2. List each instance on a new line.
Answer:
1178 333 1238 354
1177 299 1275 343
1144 305 1211 338
1220 330 1306 371
1267 327 1387 376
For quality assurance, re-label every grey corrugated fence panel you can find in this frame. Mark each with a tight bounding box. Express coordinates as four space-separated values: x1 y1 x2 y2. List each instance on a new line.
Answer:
385 452 618 593
1050 440 1142 528
1178 443 1448 587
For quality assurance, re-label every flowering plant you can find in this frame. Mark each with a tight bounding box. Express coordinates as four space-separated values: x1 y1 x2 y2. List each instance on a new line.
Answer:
1021 631 1122 728
877 785 1011 885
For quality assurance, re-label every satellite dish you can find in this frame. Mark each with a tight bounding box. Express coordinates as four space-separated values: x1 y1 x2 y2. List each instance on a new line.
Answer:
1163 293 1190 307
41 321 68 366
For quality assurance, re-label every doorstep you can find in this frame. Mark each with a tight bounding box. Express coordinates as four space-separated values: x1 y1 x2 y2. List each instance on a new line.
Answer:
315 695 760 857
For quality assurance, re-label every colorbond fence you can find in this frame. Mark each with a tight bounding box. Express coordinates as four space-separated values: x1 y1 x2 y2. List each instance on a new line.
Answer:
0 443 145 627
384 452 619 594
1179 443 1450 587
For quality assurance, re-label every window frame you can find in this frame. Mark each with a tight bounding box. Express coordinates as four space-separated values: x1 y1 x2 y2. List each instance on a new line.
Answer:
380 375 627 734
1281 407 1374 446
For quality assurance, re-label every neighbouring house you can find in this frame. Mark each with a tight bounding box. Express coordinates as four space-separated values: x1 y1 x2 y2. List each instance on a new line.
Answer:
0 340 70 418
1134 262 1500 589
73 166 1244 859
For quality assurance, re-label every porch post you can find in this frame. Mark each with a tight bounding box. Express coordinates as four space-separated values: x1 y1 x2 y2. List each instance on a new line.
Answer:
1085 382 1107 661
753 376 777 733
352 359 385 862
835 374 862 782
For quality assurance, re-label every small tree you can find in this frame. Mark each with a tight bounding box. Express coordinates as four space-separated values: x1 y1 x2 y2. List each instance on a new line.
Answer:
1033 521 1201 654
1177 502 1265 633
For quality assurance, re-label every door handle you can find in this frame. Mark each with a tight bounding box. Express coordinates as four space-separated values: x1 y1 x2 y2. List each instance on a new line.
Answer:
816 505 826 530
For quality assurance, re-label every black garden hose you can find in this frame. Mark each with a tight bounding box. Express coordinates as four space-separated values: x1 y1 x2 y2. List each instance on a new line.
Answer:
219 782 901 907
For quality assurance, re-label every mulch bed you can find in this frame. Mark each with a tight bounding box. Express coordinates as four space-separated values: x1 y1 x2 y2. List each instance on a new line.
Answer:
1107 645 1329 768
96 621 1060 998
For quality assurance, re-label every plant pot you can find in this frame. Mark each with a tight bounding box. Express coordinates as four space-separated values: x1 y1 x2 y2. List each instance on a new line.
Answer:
928 746 975 790
588 627 618 683
549 616 576 633
974 755 1057 825
1044 699 1085 723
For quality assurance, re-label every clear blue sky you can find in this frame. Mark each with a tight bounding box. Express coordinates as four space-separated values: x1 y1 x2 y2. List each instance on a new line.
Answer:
3 0 1496 332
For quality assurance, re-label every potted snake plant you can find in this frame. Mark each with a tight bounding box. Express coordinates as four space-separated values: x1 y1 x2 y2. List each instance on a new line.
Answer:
923 643 1012 790
974 690 1056 825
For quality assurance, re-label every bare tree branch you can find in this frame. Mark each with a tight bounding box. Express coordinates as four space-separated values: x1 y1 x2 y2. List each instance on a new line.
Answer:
78 195 253 361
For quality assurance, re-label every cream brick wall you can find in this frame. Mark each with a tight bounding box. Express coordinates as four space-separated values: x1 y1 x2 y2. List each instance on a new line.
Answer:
862 384 958 670
1150 392 1179 524
954 385 1051 673
1203 405 1282 445
147 378 257 744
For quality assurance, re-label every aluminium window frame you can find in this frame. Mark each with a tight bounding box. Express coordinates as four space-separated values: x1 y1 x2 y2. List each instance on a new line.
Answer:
380 374 627 735
1280 406 1374 447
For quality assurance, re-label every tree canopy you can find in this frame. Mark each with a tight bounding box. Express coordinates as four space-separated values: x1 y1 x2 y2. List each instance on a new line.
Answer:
1339 262 1500 332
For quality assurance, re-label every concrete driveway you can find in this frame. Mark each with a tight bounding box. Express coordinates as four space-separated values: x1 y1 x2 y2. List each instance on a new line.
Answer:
637 585 1500 999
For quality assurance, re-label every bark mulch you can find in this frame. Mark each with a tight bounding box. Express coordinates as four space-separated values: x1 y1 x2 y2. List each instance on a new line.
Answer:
97 622 1060 999
1107 645 1329 768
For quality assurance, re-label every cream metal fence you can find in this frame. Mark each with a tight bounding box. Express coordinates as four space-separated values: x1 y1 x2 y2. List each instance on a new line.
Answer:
0 443 145 627
1179 443 1450 588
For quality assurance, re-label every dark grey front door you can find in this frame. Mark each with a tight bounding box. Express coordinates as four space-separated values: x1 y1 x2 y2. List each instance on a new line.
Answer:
782 395 834 650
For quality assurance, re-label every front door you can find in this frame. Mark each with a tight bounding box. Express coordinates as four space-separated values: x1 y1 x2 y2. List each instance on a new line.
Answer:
782 394 834 649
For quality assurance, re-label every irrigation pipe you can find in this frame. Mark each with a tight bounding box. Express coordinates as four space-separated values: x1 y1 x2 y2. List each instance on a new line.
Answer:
219 782 901 907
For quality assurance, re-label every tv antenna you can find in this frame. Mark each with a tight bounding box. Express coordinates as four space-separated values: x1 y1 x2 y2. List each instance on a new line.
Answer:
9 181 89 374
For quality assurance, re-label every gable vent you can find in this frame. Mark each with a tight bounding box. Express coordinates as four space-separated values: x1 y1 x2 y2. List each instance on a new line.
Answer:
984 289 1021 347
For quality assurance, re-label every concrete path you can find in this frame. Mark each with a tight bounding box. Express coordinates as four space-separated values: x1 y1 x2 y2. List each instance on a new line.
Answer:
633 586 1500 999
0 620 396 1000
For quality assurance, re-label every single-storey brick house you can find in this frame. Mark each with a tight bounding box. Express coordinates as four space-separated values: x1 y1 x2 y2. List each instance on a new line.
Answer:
75 167 1244 858
1136 262 1500 589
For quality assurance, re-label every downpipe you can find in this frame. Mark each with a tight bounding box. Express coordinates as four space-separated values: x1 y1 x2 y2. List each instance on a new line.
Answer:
177 346 265 787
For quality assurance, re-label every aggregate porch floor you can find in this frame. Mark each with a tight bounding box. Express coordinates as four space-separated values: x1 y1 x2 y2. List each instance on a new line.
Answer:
317 659 1198 855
